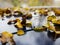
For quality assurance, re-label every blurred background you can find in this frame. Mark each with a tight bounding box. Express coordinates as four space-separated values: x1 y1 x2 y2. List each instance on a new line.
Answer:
0 0 60 8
